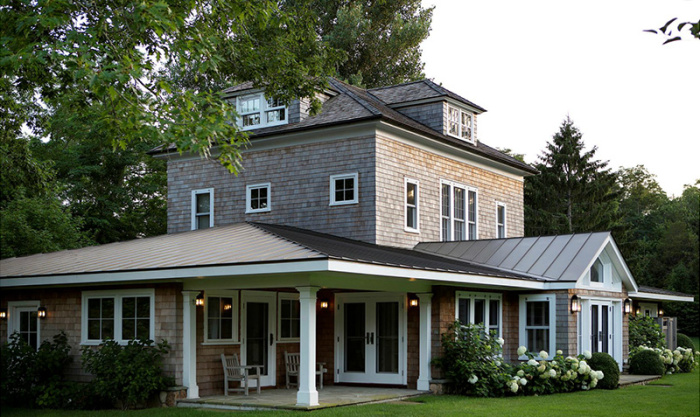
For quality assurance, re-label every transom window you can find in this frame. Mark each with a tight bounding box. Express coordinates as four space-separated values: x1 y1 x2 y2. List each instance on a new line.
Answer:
405 178 419 232
441 180 477 241
205 291 239 343
447 105 474 143
330 173 359 206
496 202 506 238
192 188 214 230
456 292 501 337
278 294 300 341
82 290 154 344
237 93 287 130
519 294 556 359
246 183 271 213
590 259 603 283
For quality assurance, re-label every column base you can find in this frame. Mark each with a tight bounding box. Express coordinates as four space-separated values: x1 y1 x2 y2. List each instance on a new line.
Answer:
296 390 319 407
417 379 430 391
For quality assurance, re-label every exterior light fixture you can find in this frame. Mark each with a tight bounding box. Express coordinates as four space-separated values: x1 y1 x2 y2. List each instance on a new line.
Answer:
636 308 641 315
195 292 204 307
0 308 6 319
320 300 329 309
37 307 47 319
658 308 663 316
409 297 419 307
570 295 581 314
223 303 232 311
623 298 632 314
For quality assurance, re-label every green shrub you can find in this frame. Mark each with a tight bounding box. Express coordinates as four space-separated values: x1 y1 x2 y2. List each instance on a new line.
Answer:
676 333 696 351
587 352 619 389
629 316 665 349
629 349 665 375
81 339 174 409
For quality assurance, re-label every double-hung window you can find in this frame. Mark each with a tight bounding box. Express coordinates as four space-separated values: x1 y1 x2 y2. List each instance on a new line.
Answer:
246 183 271 213
278 293 300 341
82 289 155 345
405 178 419 232
205 291 238 343
519 294 556 358
330 173 358 206
456 292 501 337
7 301 41 350
192 188 214 230
237 93 287 130
496 202 506 238
441 180 477 241
447 105 475 144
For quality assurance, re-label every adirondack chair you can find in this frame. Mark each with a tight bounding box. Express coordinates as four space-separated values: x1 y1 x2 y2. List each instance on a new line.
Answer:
284 351 327 390
220 353 262 396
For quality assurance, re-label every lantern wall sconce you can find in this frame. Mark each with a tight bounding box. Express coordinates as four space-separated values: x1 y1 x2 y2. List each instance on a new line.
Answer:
623 298 632 314
658 308 664 316
570 295 581 314
37 307 47 319
195 292 204 307
636 307 641 315
320 300 329 309
0 308 6 319
409 297 419 307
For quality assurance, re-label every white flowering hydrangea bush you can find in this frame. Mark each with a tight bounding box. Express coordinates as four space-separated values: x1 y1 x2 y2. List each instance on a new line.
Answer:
630 345 699 374
511 347 604 394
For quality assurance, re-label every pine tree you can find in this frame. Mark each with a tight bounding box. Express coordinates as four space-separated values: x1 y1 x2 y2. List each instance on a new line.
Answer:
525 117 620 236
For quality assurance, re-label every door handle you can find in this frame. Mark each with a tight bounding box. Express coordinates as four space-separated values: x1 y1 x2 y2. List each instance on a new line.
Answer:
598 331 602 342
270 333 274 346
370 332 374 345
366 332 370 344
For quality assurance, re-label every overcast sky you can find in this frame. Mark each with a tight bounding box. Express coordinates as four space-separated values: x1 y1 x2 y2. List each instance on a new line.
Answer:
420 0 699 197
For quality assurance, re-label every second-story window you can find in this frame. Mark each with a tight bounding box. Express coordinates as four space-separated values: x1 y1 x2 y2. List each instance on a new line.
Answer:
405 178 419 232
447 105 474 144
192 188 214 230
237 93 287 130
496 202 506 238
330 173 358 206
246 183 271 213
441 180 477 241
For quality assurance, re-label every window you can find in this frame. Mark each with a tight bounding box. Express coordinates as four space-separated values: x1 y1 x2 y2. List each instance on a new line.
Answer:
237 93 287 130
191 188 214 230
590 259 603 283
456 292 501 337
205 291 239 343
440 180 477 241
519 294 556 358
7 301 40 350
330 173 358 206
81 290 154 344
278 294 300 341
405 178 419 232
447 105 474 143
496 202 506 238
246 183 271 213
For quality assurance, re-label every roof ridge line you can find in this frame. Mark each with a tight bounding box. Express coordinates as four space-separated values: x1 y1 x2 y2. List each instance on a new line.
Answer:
423 79 447 95
329 79 382 116
367 79 428 91
247 222 329 258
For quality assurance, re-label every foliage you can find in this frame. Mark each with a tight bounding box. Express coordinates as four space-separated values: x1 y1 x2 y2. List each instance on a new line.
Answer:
629 349 665 375
645 18 700 44
587 352 619 389
511 347 604 394
0 332 73 408
525 117 619 236
629 316 665 349
312 0 433 88
677 333 696 351
81 339 174 410
630 345 698 375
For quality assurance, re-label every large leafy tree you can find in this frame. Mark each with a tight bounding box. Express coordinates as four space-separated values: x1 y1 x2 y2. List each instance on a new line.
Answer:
312 0 433 87
525 117 619 236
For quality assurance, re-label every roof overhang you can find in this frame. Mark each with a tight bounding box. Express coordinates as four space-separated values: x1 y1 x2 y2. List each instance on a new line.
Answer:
628 291 695 303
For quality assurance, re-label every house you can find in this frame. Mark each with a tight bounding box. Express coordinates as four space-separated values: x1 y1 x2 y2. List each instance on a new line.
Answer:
0 78 693 407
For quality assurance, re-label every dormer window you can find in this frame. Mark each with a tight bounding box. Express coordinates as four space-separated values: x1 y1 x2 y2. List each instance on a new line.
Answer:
236 93 287 130
447 105 474 143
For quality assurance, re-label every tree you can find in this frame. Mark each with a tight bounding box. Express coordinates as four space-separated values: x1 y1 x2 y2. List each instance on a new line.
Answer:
524 117 619 236
312 0 433 88
645 17 700 44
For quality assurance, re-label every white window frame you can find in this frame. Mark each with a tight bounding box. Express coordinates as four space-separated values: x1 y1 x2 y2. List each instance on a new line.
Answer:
330 173 359 206
455 292 502 337
519 294 556 360
203 290 239 345
191 188 214 230
236 93 288 130
404 178 420 233
589 258 605 286
447 105 475 144
496 202 507 239
7 300 41 350
81 289 155 345
246 183 271 214
440 180 478 241
277 293 301 342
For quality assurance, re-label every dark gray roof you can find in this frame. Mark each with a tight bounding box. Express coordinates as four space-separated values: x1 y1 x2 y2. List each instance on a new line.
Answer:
415 232 612 282
636 286 694 297
368 79 487 112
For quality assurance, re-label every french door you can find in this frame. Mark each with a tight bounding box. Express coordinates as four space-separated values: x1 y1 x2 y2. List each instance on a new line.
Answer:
335 293 406 385
590 302 613 354
241 291 276 387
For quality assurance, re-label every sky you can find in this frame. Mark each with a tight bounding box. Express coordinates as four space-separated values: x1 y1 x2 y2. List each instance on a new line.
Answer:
420 0 699 197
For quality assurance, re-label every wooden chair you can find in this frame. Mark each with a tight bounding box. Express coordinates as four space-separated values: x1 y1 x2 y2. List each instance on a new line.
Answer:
284 351 327 390
220 353 262 396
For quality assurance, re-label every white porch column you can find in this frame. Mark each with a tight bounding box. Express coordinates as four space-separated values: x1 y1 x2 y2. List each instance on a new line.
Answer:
295 286 320 407
182 291 199 399
417 293 433 391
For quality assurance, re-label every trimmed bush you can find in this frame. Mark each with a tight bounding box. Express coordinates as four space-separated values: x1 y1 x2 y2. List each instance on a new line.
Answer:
629 349 665 375
587 352 619 389
676 333 696 351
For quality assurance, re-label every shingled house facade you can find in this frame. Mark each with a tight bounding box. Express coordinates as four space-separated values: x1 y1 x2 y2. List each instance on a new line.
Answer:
1 78 693 407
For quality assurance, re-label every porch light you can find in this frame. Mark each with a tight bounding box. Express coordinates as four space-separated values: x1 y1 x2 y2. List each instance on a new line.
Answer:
409 296 419 307
623 298 632 314
0 308 6 319
320 300 329 309
636 308 641 315
195 292 204 307
37 307 47 319
658 308 663 316
570 295 581 314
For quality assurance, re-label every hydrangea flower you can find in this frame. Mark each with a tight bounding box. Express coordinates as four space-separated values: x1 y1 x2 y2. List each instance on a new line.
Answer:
517 370 525 377
528 359 538 366
556 350 563 356
468 375 478 384
549 369 556 378
517 346 527 356
519 378 527 386
583 350 592 359
497 337 505 346
539 350 549 360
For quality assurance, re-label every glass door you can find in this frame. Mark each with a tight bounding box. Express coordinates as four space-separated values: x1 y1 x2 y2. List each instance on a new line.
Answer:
242 291 276 387
590 303 612 354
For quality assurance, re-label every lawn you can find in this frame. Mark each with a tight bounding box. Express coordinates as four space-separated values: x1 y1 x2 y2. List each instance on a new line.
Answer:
3 368 698 417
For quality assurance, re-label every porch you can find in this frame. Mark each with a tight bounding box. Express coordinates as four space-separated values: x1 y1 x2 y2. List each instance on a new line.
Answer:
177 385 429 411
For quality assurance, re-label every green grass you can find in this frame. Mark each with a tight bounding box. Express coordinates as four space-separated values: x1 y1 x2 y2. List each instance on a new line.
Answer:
689 336 699 350
3 370 698 417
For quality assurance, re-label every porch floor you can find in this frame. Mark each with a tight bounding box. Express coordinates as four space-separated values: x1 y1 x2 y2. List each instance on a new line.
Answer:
177 386 430 411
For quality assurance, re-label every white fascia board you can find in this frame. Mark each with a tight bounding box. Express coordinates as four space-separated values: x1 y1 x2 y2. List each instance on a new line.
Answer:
388 97 484 115
375 122 529 180
572 236 639 293
0 260 331 288
606 237 639 292
628 292 695 302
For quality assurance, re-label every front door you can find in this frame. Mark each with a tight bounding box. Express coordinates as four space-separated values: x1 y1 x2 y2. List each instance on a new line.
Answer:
590 302 613 354
335 293 406 385
241 291 276 387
